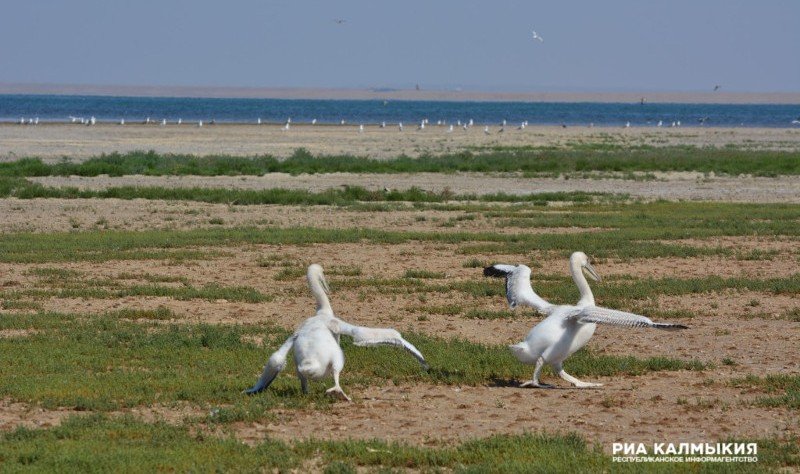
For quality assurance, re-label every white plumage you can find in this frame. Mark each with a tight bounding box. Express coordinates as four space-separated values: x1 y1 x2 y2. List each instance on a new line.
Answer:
484 252 687 388
245 264 427 400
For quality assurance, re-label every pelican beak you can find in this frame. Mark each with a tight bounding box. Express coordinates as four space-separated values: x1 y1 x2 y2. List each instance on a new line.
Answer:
584 262 601 282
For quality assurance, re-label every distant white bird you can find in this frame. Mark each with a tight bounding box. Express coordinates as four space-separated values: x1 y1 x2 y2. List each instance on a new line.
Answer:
448 124 454 133
484 125 490 135
69 116 77 123
244 264 428 400
89 116 96 125
287 117 292 124
418 120 425 130
517 122 526 130
380 121 386 128
198 120 203 127
161 119 167 126
791 119 800 125
145 117 151 124
657 120 663 127
625 121 630 128
120 118 125 125
468 119 474 127
282 122 290 131
33 117 39 125
19 117 25 125
257 118 262 125
177 118 182 125
340 119 346 125
311 118 317 125
676 120 681 127
359 124 364 133
484 252 687 388
532 30 544 42
502 119 507 126
398 122 403 131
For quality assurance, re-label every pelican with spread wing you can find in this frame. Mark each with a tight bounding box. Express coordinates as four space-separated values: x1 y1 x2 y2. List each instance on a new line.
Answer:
245 264 427 401
484 252 687 388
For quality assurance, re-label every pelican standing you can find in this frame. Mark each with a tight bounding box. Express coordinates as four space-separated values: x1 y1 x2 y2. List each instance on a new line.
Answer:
312 118 317 125
448 124 454 133
120 118 125 125
484 125 490 135
484 252 687 388
359 124 364 133
245 265 428 400
398 122 403 131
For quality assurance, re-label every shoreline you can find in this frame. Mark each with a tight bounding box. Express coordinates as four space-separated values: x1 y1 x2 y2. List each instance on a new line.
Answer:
2 83 800 104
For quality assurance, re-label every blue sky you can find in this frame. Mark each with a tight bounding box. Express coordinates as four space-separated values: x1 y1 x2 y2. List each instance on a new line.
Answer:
1 0 798 92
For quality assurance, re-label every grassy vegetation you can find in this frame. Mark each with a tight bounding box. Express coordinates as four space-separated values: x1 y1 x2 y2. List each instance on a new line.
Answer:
4 199 799 264
0 312 705 411
4 146 800 176
0 415 795 472
0 176 617 206
2 270 270 303
730 375 800 409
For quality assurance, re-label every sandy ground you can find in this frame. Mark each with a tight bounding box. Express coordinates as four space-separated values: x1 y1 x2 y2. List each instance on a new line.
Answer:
2 124 800 161
1 125 799 453
0 202 798 448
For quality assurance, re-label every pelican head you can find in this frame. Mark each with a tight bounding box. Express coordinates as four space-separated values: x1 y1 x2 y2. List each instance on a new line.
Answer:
573 251 600 282
307 264 330 294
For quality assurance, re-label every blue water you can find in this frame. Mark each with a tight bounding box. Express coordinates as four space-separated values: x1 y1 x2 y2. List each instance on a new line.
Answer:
1 94 798 128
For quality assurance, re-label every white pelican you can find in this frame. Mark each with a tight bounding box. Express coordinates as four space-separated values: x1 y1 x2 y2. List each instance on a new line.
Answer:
198 120 203 127
448 124 453 133
89 116 96 125
257 118 262 125
418 120 425 130
625 121 630 128
359 124 364 133
532 30 544 42
484 125 490 135
657 120 663 127
177 118 182 125
245 264 428 400
468 119 474 127
398 122 403 131
34 117 39 125
380 121 386 128
120 118 125 125
161 119 167 126
282 122 290 131
484 252 687 388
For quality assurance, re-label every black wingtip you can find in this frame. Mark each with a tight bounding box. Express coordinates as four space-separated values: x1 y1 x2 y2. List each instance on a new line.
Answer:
656 323 689 330
483 265 508 278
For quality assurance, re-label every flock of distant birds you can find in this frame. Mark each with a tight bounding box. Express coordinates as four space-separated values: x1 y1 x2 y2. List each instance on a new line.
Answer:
15 114 796 130
245 255 687 399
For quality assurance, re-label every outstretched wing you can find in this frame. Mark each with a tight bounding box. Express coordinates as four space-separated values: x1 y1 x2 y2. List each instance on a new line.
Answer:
483 264 553 313
567 306 688 330
244 334 296 394
327 318 429 370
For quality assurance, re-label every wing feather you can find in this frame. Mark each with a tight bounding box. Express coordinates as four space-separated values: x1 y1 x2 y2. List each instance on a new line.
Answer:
244 334 296 394
483 264 553 313
328 318 429 369
570 306 688 330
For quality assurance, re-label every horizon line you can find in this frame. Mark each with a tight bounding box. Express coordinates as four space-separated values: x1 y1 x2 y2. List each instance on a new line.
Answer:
2 82 800 105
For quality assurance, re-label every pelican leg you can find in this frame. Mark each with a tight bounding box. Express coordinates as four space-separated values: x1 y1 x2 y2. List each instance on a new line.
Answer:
556 364 602 388
520 357 554 388
299 373 309 394
325 369 352 402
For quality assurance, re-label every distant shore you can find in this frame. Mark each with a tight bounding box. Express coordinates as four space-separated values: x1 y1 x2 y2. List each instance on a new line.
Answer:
2 82 800 104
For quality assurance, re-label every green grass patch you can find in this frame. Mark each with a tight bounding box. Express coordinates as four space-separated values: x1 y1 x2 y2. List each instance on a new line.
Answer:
730 375 800 409
404 269 447 279
0 415 795 472
0 312 705 411
5 147 800 176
